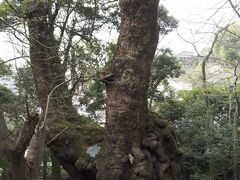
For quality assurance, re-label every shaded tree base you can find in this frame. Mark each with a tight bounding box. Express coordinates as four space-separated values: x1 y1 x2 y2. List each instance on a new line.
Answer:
97 112 183 180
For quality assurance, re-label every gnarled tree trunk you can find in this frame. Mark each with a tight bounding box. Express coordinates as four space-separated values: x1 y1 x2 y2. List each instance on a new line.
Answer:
97 0 182 179
27 2 102 179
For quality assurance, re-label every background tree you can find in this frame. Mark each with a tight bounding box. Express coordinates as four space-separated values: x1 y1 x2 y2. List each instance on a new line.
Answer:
148 48 183 109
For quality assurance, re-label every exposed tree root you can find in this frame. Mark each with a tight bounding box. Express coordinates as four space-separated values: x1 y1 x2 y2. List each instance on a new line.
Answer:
97 112 183 180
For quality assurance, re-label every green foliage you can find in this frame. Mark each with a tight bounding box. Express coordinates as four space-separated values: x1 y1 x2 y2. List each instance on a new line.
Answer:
0 64 37 134
0 159 6 168
151 49 182 82
14 64 36 101
0 0 19 31
0 85 14 104
98 0 120 30
156 97 185 122
158 5 179 36
79 79 105 120
175 88 235 180
0 60 11 77
105 42 117 61
213 24 240 65
148 48 183 108
0 84 26 133
72 0 119 39
150 84 238 179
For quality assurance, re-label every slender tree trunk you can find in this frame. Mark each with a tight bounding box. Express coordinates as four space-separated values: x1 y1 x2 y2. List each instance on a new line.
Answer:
97 0 182 179
233 105 240 180
232 62 240 180
201 29 224 179
229 88 233 126
202 58 213 178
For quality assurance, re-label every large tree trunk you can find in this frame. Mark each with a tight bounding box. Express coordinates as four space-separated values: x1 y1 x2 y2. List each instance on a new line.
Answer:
27 2 102 179
97 0 182 179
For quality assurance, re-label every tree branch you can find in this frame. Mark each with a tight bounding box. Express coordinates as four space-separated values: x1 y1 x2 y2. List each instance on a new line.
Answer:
228 0 240 19
0 56 29 65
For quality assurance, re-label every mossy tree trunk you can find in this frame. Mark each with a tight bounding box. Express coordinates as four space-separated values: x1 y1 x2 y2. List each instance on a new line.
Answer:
26 2 103 179
97 0 182 179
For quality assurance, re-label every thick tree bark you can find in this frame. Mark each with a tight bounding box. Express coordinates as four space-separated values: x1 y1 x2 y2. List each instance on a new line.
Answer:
97 0 182 179
26 1 103 179
6 114 39 180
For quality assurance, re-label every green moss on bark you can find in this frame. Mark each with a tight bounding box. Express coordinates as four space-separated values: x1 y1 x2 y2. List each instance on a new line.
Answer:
47 117 103 173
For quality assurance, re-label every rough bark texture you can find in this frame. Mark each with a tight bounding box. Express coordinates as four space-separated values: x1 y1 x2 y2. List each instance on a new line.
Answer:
27 2 103 179
97 0 182 179
7 113 39 180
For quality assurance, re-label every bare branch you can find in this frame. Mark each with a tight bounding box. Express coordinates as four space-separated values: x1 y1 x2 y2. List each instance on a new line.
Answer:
228 0 240 19
49 2 60 30
45 127 68 146
0 56 29 65
58 2 75 44
176 30 201 56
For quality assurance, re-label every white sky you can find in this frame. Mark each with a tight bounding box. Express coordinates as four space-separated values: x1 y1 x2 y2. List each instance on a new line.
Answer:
160 0 239 54
0 34 15 61
0 0 239 61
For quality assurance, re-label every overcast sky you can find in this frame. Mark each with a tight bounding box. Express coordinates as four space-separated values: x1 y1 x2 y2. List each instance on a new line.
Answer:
161 0 239 54
0 0 239 62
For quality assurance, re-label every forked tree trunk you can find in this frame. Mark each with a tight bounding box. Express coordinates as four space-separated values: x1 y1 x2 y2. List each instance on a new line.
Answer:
26 1 102 179
97 0 182 179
